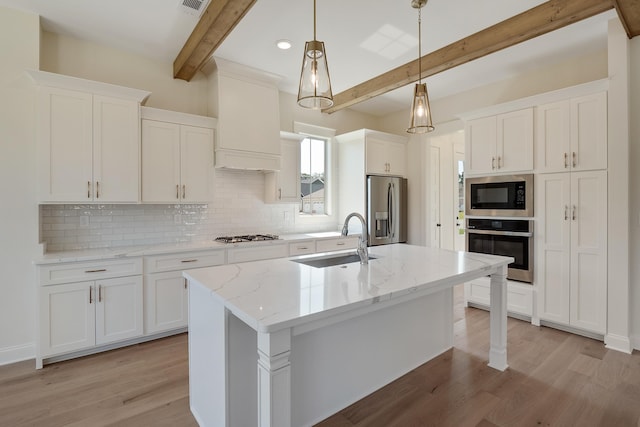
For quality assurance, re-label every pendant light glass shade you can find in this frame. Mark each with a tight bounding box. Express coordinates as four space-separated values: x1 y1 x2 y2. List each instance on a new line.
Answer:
407 0 434 134
297 0 333 109
407 83 434 133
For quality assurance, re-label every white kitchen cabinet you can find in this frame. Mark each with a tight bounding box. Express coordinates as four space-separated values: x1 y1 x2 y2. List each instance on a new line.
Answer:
464 277 532 317
365 135 407 176
214 59 281 170
141 107 216 203
536 92 607 173
38 268 143 361
37 257 143 367
29 70 149 203
143 249 225 334
289 240 316 256
536 171 607 334
465 108 533 175
265 132 303 203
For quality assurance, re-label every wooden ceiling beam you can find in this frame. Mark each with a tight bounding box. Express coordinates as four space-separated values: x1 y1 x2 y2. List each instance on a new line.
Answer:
323 0 615 114
173 0 256 81
612 0 640 37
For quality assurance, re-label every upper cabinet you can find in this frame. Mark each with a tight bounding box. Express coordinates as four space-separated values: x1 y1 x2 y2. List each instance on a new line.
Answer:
213 59 281 171
465 108 533 176
28 70 150 203
336 129 408 178
265 132 303 203
536 92 607 173
141 107 216 203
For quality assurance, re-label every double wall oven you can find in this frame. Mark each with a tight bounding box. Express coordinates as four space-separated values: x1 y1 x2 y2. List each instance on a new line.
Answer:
465 174 533 283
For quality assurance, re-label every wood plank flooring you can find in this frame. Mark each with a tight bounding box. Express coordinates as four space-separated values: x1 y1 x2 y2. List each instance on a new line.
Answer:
1 285 639 426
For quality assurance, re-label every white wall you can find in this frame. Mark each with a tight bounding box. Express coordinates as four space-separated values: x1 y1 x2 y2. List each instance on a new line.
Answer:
0 7 40 364
629 36 640 348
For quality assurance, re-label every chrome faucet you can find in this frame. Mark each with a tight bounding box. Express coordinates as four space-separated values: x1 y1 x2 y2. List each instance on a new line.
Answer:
341 212 369 264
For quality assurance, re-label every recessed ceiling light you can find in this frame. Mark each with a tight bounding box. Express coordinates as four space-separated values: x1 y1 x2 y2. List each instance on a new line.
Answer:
276 39 292 50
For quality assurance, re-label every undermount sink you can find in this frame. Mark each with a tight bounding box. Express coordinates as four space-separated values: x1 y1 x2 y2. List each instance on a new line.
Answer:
292 253 377 268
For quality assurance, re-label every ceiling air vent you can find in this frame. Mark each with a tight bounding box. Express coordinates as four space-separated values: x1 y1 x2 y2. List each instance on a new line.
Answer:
179 0 209 16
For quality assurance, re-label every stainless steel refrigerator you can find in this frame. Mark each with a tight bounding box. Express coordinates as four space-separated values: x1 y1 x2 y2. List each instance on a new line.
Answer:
367 175 407 246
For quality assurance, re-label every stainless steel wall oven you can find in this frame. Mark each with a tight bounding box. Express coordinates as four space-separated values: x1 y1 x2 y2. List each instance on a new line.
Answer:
466 218 533 283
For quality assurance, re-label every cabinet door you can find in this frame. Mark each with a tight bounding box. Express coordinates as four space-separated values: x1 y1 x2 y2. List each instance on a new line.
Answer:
95 276 143 345
144 272 188 334
465 116 496 175
93 95 140 202
39 281 95 357
365 137 389 175
569 171 607 333
536 100 571 173
180 125 213 202
277 138 301 202
497 108 533 172
386 140 407 176
536 173 571 324
141 120 181 202
571 92 607 172
37 87 93 202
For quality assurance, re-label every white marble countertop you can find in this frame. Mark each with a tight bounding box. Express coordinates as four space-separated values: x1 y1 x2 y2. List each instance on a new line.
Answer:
33 231 351 264
184 244 513 334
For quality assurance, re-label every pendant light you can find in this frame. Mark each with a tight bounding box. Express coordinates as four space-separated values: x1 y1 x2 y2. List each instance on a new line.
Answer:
407 0 434 134
297 0 333 109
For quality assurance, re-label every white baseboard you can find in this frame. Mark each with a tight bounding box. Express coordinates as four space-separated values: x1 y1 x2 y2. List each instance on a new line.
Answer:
605 333 633 354
0 342 35 366
629 334 640 352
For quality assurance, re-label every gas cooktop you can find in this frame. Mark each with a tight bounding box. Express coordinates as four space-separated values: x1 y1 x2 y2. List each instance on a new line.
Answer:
214 234 280 244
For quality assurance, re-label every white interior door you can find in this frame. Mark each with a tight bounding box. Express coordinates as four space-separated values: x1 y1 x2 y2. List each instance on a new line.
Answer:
454 150 465 251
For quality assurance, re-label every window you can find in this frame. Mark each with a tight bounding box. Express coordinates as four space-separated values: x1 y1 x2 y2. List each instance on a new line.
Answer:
299 137 326 215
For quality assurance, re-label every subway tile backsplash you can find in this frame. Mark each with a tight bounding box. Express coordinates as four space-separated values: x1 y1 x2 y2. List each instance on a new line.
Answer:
40 170 315 252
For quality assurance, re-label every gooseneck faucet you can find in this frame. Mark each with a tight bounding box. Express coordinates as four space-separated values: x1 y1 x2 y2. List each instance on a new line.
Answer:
341 212 369 264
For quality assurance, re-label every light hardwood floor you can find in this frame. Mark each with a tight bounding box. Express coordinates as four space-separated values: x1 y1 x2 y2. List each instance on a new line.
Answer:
1 286 639 426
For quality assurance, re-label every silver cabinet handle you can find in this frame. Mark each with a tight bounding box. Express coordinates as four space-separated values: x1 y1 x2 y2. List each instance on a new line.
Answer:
297 246 308 250
98 284 102 302
278 188 282 200
572 205 576 221
491 157 496 170
176 185 179 199
572 152 577 168
87 181 91 199
564 152 568 168
96 181 100 199
89 286 93 304
181 259 198 263
184 278 188 290
182 185 186 199
85 268 107 273
337 242 345 246
497 156 502 169
564 205 568 220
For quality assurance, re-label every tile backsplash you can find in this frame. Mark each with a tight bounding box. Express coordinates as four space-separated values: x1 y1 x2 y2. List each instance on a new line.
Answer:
40 169 332 252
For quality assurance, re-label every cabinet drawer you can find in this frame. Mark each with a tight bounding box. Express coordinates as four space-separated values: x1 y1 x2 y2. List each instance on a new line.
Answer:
144 250 226 274
227 243 288 264
315 237 358 253
39 258 143 286
288 241 315 256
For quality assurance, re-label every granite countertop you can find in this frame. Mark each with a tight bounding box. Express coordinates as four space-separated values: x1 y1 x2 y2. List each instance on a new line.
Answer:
183 244 513 334
34 231 351 264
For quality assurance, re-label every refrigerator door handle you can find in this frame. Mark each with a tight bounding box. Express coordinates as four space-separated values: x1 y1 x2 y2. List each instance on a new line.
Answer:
388 182 394 239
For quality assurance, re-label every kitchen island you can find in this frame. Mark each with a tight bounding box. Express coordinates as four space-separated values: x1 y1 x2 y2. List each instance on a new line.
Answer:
184 244 512 427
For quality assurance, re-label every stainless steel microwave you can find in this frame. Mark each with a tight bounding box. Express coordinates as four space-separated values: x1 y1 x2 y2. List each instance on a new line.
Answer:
465 174 533 217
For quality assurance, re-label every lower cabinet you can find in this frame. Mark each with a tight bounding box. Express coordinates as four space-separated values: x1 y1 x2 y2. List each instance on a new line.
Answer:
39 275 143 358
143 249 226 335
464 277 533 317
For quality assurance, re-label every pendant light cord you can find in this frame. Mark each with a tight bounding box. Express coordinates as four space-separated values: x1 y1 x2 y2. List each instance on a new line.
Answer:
418 6 422 85
313 0 317 42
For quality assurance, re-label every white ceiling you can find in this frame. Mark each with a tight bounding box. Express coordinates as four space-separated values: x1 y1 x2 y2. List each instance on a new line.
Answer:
0 0 616 116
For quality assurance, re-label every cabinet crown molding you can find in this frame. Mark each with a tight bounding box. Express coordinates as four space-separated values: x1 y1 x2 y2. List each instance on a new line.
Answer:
335 128 408 144
26 70 151 104
141 106 217 129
